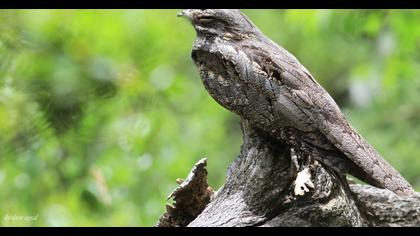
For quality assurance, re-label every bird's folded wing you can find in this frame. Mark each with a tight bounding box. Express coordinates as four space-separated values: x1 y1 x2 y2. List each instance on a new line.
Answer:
282 60 415 196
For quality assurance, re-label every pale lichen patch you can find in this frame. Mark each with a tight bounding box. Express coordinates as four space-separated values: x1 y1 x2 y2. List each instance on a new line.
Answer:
294 167 314 196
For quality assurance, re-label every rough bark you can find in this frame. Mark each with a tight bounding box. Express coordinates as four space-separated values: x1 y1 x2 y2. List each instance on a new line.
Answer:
156 158 214 227
157 120 420 227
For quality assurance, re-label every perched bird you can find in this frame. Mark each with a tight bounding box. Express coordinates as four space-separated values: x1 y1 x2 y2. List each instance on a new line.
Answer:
178 9 415 196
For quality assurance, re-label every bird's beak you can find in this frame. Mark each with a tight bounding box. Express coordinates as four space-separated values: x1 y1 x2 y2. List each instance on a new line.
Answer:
177 10 185 17
177 9 195 21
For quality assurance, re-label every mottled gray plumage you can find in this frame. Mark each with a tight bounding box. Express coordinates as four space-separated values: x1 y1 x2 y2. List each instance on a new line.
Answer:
179 9 415 196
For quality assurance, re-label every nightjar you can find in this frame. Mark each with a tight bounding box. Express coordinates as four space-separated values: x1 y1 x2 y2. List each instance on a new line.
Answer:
179 9 415 196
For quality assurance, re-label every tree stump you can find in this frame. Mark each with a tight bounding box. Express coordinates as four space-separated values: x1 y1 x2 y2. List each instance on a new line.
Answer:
157 120 420 227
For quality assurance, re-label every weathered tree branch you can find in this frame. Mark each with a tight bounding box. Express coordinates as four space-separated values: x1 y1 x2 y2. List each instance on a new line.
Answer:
156 158 214 227
350 185 420 227
157 120 420 227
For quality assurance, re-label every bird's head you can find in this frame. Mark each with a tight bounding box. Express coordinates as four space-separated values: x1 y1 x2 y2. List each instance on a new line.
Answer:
178 9 258 38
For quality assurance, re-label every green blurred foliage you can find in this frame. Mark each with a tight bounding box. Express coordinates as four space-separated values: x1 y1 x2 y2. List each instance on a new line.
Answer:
0 10 419 226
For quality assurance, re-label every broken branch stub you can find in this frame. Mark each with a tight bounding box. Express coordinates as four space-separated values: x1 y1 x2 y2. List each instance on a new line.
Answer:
156 158 214 227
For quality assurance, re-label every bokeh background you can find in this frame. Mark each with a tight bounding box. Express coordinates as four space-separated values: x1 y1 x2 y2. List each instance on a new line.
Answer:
0 9 419 226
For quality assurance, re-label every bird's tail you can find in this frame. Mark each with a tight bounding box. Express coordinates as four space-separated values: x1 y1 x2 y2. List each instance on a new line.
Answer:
343 129 416 197
347 163 386 190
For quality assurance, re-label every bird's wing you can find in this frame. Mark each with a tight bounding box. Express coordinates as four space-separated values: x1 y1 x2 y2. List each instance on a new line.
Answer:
264 47 415 196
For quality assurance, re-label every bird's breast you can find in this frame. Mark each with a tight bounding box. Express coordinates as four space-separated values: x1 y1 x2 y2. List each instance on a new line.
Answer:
192 39 316 134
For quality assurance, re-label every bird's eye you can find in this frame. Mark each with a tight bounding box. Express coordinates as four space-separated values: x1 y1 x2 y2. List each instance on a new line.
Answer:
198 16 214 24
